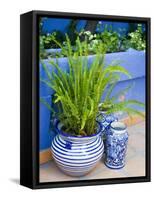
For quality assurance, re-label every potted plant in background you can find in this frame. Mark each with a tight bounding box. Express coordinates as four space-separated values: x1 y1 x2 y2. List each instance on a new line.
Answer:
41 36 131 176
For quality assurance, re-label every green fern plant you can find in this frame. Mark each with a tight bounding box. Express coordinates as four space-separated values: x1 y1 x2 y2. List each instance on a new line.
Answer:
41 35 131 136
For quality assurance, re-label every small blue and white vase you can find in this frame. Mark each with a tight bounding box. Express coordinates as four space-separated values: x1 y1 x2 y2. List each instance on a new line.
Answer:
96 111 118 134
51 121 104 177
96 111 118 153
105 121 128 169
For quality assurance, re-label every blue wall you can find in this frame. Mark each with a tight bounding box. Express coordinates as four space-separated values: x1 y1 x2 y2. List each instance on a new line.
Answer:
96 21 129 35
107 77 145 110
39 49 145 151
41 18 86 34
41 18 131 35
42 18 70 34
40 96 52 149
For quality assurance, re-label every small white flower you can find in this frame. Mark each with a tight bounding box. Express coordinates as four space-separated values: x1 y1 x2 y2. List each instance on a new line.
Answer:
94 34 97 38
85 31 91 35
89 35 93 40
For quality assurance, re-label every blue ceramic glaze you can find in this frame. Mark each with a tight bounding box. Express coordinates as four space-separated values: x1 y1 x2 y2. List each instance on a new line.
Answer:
96 111 118 133
96 111 118 153
51 121 104 176
105 121 128 169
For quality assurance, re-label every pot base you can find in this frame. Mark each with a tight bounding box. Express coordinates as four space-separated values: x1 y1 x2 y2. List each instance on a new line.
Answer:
105 161 125 169
55 160 101 177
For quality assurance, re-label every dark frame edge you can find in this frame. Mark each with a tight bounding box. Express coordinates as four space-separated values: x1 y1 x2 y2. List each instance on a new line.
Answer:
33 10 151 21
20 11 34 189
145 17 151 182
33 176 150 189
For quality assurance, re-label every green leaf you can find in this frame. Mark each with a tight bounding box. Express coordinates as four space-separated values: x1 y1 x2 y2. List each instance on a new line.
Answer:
104 65 131 79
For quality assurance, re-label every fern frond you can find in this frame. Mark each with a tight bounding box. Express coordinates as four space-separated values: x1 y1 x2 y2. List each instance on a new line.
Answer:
104 65 131 78
106 100 145 118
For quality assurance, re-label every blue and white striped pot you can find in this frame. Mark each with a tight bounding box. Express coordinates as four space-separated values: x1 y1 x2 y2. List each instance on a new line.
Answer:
51 121 104 177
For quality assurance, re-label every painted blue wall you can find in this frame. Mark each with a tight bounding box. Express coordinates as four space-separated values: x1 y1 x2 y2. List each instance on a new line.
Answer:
96 21 129 35
41 18 86 34
106 77 145 110
39 50 145 151
104 49 145 80
42 18 70 34
40 96 52 149
41 18 131 35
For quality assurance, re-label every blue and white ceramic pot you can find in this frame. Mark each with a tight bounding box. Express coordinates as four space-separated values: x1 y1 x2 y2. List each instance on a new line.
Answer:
96 111 118 134
105 121 128 169
51 121 104 177
96 111 118 153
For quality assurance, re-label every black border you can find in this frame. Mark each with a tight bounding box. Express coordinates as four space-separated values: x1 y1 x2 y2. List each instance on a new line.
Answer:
20 10 151 189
